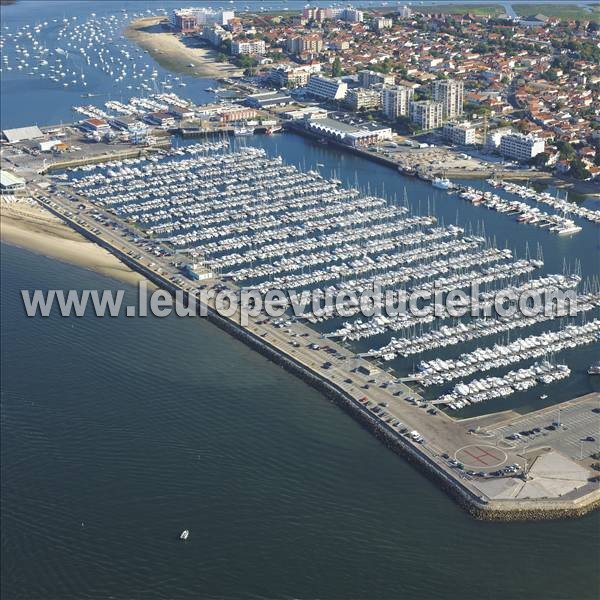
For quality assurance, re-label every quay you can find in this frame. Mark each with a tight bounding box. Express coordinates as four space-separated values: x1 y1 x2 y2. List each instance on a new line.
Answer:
177 125 273 138
283 120 552 182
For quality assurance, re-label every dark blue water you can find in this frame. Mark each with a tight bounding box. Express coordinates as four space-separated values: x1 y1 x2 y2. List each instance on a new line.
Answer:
0 0 423 128
2 243 600 600
2 3 600 597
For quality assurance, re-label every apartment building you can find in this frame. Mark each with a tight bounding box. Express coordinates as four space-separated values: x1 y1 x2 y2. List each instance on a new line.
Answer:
381 85 414 119
442 122 476 145
358 69 396 88
201 24 231 48
171 8 234 32
432 79 464 120
345 88 381 111
285 34 323 55
373 17 393 31
303 6 363 22
499 133 545 161
231 39 266 56
409 100 443 130
305 75 348 101
270 64 321 88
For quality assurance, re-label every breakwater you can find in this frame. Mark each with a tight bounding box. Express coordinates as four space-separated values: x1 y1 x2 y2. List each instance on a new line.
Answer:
36 196 600 521
40 142 171 174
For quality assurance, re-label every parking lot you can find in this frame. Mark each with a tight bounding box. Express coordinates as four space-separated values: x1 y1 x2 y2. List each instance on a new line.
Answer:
491 394 600 462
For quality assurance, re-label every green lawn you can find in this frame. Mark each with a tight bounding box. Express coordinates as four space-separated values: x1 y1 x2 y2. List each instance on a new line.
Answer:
513 3 600 22
414 4 506 17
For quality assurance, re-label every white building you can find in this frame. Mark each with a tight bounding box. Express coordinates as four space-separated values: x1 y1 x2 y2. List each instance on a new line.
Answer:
345 88 381 111
304 6 363 22
442 122 476 145
0 170 26 195
485 126 513 151
231 39 266 56
305 75 348 101
329 7 364 22
358 69 395 88
305 117 391 147
409 100 443 130
373 16 393 31
432 79 464 121
202 24 232 47
1 125 44 144
381 85 414 120
499 133 545 161
283 106 329 120
171 8 234 30
398 5 412 18
270 64 321 88
39 139 62 152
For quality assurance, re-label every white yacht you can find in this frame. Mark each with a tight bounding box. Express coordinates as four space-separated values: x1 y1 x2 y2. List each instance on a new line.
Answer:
233 125 254 136
432 177 452 190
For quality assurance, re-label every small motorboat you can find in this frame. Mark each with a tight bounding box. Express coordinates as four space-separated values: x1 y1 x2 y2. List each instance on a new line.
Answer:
180 529 189 540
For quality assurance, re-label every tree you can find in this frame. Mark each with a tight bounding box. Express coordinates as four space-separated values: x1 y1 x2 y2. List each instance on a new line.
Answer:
569 158 590 180
531 152 549 168
556 140 576 160
381 57 393 74
216 52 227 63
543 69 559 82
331 56 342 77
235 54 257 75
473 105 492 117
396 115 418 135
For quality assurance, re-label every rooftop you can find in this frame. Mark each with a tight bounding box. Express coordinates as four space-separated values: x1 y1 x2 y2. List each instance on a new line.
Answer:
1 125 43 144
0 170 26 187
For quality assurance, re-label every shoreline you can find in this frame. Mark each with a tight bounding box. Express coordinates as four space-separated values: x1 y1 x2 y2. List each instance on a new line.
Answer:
124 16 243 79
0 200 147 287
286 122 600 198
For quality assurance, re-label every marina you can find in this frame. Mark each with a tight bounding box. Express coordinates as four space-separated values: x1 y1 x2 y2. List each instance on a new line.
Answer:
455 186 584 236
487 179 600 226
435 361 573 410
415 321 600 389
52 142 600 426
3 123 599 507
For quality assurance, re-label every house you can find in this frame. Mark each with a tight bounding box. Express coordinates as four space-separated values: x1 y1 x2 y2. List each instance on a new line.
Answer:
80 118 111 133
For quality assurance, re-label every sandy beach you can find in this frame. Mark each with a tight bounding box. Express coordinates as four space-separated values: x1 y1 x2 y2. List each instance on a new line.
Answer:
1 199 146 287
124 16 243 79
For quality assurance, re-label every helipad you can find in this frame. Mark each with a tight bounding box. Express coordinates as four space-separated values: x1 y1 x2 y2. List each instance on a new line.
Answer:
454 444 507 469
